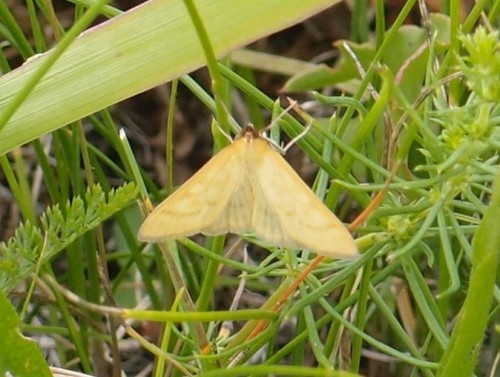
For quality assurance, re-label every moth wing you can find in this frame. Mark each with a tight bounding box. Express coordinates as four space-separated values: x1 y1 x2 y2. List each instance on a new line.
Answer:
224 176 255 234
250 139 357 259
138 139 251 241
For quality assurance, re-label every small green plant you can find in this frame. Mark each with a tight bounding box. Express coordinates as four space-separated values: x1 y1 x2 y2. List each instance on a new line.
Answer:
0 183 138 293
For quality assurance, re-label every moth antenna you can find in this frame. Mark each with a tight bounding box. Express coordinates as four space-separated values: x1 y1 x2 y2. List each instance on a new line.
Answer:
262 99 298 134
261 100 312 155
282 120 312 153
260 120 311 155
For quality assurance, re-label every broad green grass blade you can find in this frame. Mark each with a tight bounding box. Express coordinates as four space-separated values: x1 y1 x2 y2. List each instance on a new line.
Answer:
0 0 340 155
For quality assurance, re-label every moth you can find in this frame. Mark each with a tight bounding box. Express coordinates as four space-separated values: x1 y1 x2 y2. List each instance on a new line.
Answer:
139 125 357 259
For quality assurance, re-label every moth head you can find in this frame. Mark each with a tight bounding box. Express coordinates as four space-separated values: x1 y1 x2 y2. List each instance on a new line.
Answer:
238 124 261 141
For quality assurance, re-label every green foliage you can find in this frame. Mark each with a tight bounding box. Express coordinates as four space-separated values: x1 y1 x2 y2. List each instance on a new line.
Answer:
0 183 138 294
432 26 500 377
0 1 498 377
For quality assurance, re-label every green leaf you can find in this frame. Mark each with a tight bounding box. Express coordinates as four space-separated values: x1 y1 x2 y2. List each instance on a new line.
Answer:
0 290 52 377
284 24 427 100
283 41 375 93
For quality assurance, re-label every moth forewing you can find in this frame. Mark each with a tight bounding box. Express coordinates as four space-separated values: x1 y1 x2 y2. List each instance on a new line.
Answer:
249 137 357 259
137 140 245 241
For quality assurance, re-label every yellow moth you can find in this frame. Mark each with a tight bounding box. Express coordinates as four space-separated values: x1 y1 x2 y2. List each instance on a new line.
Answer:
138 125 357 259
